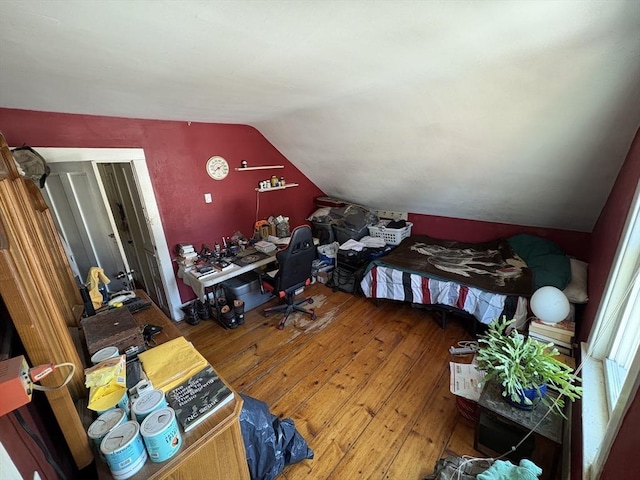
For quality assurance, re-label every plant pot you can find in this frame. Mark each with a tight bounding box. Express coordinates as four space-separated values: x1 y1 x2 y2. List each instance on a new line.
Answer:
505 384 547 410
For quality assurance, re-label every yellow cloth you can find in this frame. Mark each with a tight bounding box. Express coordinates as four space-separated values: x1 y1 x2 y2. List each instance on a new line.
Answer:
86 267 111 309
137 336 208 392
84 355 127 412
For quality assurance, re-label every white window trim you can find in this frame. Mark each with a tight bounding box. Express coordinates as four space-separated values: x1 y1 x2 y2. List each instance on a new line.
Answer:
582 180 640 480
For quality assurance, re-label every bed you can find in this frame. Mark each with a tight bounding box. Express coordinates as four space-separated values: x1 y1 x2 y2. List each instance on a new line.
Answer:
360 233 582 329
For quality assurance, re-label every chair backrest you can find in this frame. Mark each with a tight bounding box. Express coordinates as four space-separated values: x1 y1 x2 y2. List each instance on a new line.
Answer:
274 225 315 294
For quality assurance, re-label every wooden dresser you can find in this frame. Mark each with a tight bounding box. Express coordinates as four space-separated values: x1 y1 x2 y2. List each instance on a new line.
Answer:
0 133 249 479
95 292 250 479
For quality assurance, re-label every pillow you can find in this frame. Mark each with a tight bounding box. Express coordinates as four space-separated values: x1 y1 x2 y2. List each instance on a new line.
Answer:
507 234 566 262
527 253 571 290
563 258 589 303
508 234 571 290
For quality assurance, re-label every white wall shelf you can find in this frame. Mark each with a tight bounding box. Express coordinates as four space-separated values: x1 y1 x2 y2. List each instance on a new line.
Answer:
255 183 299 192
235 165 284 171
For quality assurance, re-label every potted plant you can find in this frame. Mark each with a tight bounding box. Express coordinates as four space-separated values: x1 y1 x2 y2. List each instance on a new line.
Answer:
475 317 582 416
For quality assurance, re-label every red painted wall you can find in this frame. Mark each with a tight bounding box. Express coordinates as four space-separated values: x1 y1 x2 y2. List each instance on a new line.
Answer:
0 108 325 300
0 107 593 304
578 128 639 480
409 214 590 260
3 107 637 478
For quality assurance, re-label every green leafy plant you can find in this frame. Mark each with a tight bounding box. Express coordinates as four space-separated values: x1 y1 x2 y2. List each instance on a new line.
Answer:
475 317 582 416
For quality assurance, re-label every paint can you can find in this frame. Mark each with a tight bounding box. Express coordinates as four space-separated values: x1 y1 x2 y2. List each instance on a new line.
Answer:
91 346 120 365
100 421 147 479
140 407 182 463
132 389 167 423
97 389 131 418
87 408 127 462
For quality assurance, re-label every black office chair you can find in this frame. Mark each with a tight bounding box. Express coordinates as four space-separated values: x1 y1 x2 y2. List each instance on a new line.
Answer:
262 225 317 330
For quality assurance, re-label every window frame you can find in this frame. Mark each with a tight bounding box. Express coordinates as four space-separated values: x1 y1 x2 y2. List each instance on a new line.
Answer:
583 180 640 479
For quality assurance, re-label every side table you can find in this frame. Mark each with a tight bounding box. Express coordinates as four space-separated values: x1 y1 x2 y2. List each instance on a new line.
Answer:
474 381 564 480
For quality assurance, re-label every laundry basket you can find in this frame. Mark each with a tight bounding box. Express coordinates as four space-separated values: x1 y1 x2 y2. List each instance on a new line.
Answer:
367 221 413 246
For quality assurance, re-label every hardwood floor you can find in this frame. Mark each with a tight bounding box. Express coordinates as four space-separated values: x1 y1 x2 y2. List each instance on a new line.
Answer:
176 283 483 479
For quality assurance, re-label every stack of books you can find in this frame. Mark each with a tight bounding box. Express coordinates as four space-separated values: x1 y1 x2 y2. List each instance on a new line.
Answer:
528 317 575 356
176 244 198 272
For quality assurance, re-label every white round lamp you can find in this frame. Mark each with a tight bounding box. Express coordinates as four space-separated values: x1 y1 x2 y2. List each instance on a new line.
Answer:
530 286 570 324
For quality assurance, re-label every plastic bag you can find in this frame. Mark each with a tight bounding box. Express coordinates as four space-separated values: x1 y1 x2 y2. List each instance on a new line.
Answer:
239 394 314 480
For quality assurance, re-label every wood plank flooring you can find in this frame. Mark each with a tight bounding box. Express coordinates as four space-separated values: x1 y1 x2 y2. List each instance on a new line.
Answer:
176 283 483 479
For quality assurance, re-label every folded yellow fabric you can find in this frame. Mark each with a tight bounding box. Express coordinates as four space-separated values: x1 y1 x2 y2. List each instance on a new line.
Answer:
138 336 208 392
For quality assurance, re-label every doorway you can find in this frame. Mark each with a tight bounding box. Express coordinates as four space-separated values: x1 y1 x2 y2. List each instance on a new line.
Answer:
98 162 168 311
36 148 181 320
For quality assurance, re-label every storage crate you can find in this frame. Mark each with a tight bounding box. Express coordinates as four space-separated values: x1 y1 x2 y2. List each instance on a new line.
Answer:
367 221 413 245
311 220 335 245
332 224 369 245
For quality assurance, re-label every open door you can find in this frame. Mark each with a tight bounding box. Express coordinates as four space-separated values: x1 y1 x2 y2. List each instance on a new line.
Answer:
43 161 133 292
98 162 169 312
33 148 181 320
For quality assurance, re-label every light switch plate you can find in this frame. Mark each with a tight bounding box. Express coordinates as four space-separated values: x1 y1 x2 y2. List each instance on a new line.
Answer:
204 193 212 203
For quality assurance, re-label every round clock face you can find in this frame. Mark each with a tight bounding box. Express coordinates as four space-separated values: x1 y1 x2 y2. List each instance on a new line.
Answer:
206 156 229 180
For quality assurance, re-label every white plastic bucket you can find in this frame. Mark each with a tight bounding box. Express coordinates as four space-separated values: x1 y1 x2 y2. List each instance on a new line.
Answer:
87 408 127 462
132 389 167 423
100 421 147 479
140 407 182 463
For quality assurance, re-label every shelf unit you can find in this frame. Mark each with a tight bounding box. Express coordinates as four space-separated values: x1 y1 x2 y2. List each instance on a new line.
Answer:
255 183 299 192
235 165 284 171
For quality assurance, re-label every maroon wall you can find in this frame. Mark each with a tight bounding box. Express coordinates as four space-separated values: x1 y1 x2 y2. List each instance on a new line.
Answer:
409 214 590 260
0 108 325 300
0 107 590 303
582 128 639 480
1 107 637 477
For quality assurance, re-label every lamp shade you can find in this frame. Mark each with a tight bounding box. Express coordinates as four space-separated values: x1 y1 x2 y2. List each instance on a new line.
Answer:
530 286 570 324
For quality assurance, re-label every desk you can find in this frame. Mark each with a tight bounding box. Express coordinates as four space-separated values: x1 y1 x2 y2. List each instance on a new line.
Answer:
179 248 278 301
96 291 250 480
474 381 563 480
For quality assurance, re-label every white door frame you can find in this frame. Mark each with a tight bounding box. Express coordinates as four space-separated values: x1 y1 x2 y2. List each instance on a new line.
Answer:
34 147 182 321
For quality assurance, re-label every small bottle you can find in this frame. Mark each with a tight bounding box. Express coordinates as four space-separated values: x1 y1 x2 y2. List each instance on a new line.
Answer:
279 176 285 186
271 175 278 187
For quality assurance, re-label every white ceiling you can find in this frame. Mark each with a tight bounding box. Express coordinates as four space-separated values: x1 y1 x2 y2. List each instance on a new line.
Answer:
1 1 639 232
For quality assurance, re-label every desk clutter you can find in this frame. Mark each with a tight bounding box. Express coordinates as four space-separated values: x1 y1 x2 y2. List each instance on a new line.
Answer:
174 219 291 278
84 336 233 477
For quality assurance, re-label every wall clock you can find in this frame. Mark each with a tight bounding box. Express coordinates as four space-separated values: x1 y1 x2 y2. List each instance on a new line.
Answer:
205 156 229 180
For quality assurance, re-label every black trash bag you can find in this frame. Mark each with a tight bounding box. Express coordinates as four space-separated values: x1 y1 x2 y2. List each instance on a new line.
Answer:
239 394 314 480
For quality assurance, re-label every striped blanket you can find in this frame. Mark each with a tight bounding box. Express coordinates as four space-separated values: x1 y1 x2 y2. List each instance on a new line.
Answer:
360 264 527 325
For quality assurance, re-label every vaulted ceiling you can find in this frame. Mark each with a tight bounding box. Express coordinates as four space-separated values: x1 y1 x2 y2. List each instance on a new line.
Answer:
1 1 638 232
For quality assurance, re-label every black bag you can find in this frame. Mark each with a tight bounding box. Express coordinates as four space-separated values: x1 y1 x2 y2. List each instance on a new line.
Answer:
330 265 365 294
239 394 313 480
